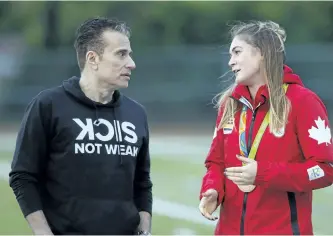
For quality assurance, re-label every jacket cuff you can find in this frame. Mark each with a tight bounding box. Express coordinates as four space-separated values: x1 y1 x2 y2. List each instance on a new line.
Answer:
18 186 43 217
134 192 153 215
200 181 224 205
254 161 271 186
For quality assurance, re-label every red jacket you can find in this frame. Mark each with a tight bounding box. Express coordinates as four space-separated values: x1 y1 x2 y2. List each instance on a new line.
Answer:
200 65 333 235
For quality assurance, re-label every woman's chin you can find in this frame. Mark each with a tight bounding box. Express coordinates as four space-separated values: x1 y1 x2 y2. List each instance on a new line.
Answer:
235 76 246 85
235 76 255 86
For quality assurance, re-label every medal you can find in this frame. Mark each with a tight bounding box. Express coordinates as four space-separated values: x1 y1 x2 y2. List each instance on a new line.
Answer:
237 84 289 193
238 184 256 192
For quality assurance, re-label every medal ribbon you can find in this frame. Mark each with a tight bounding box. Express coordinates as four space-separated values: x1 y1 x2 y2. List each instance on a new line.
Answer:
239 84 289 165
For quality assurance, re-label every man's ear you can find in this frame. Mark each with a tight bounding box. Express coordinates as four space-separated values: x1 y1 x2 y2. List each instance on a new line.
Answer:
86 51 99 70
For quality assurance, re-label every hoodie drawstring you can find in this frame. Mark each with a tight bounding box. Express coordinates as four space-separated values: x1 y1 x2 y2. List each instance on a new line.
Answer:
112 107 123 166
92 104 123 167
93 103 100 125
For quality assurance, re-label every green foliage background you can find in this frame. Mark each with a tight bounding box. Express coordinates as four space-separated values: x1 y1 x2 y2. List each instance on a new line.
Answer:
0 1 332 48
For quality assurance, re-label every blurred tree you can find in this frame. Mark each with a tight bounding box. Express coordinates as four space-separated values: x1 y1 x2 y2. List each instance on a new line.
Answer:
0 2 11 19
58 2 111 47
44 1 60 49
2 1 333 47
329 4 333 41
1 1 45 46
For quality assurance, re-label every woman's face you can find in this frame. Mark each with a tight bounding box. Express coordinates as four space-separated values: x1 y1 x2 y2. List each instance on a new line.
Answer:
228 35 264 86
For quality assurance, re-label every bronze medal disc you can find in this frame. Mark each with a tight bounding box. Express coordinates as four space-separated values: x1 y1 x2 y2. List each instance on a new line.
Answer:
238 184 256 192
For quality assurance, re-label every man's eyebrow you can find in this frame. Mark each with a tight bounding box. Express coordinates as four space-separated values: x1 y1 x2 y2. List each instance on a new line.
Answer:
115 48 133 55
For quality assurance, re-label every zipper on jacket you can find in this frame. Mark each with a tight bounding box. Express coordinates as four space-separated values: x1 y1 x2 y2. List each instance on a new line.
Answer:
240 108 257 235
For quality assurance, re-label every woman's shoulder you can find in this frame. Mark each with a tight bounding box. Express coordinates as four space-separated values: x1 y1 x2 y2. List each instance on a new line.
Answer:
286 83 327 113
286 83 323 103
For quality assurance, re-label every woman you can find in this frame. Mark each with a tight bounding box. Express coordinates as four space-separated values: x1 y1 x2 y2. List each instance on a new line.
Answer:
199 20 333 235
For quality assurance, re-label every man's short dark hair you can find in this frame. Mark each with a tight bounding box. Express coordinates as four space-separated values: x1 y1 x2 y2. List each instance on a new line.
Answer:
74 17 131 71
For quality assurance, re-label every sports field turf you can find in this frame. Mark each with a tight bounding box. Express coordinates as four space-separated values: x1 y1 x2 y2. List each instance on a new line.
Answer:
0 147 332 235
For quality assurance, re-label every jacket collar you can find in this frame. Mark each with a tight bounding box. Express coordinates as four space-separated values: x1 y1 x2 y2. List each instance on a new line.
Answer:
230 65 304 109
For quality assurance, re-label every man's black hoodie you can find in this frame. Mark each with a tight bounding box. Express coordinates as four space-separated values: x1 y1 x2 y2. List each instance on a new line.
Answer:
9 77 153 235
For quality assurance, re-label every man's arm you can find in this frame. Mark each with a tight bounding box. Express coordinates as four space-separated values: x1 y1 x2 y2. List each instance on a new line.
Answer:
9 94 53 234
255 92 333 192
134 111 153 233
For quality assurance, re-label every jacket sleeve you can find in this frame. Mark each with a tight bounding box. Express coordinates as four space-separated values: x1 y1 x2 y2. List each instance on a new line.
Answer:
9 94 51 217
133 110 153 215
199 108 225 205
255 92 333 192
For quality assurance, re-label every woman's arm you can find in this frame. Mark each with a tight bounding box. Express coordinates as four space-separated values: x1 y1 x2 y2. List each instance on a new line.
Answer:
255 91 333 192
200 109 226 204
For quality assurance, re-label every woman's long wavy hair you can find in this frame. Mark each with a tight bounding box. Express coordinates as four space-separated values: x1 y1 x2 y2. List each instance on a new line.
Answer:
216 20 291 134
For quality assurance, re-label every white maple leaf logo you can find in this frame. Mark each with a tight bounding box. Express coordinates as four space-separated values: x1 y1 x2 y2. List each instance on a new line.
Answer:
308 116 332 146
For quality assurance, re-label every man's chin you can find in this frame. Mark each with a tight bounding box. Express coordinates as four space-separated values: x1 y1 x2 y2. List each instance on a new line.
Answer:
117 82 129 89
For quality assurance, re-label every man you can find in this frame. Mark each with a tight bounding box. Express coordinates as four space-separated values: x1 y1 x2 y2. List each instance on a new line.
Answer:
9 17 153 235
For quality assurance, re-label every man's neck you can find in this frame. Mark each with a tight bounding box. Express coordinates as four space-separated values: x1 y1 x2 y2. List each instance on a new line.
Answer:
79 74 115 104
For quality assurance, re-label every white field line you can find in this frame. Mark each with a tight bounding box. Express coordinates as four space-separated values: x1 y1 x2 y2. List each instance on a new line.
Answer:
0 162 216 227
0 133 212 157
0 162 326 235
0 133 211 166
0 134 328 234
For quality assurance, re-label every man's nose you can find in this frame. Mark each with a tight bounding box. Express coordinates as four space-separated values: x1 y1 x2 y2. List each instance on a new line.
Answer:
127 57 136 70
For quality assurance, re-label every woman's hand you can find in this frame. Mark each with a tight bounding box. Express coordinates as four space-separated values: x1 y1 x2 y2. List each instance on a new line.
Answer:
225 155 258 185
199 189 219 221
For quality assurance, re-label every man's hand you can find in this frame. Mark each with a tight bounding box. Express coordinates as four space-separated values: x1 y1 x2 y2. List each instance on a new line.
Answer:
137 211 151 234
26 210 54 235
224 155 258 185
199 189 218 221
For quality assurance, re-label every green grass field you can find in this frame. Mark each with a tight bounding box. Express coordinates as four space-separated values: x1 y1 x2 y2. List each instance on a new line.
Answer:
0 151 214 235
0 150 332 235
